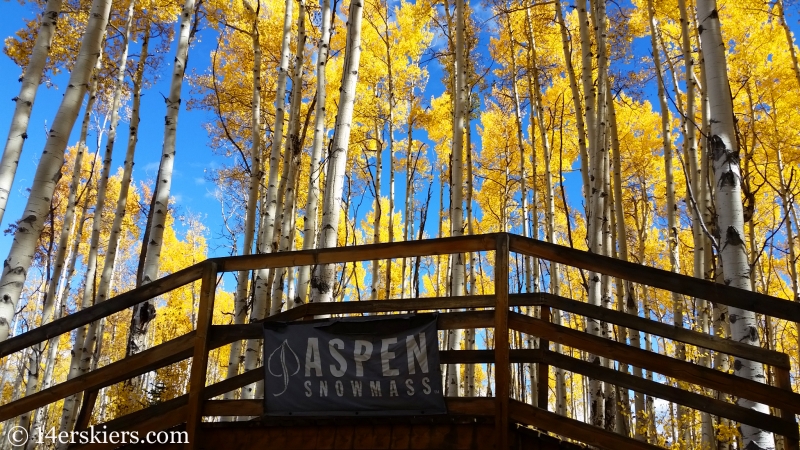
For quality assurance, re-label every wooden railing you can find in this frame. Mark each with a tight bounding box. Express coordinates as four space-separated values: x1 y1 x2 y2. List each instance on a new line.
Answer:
0 233 798 450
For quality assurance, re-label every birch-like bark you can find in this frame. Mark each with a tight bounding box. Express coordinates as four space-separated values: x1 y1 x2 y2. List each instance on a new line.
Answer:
775 0 800 90
61 26 130 430
128 0 196 356
555 0 589 200
76 11 141 411
580 0 606 427
0 0 63 226
384 12 396 297
296 0 332 305
39 27 107 440
697 1 773 447
0 0 111 343
525 3 565 414
251 0 294 317
371 129 382 300
310 0 364 304
269 0 306 317
444 0 468 399
236 2 264 401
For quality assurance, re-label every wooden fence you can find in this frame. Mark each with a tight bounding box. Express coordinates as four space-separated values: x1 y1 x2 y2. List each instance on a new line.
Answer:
0 233 798 449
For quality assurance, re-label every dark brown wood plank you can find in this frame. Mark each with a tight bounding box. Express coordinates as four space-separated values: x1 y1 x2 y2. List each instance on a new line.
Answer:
74 389 98 430
543 350 798 437
292 296 495 318
186 262 218 450
509 312 800 415
525 292 789 368
494 234 510 450
203 399 262 416
209 310 497 346
775 366 800 450
217 234 498 272
71 405 189 450
445 397 495 416
0 264 204 358
509 234 800 322
508 399 663 450
0 332 196 422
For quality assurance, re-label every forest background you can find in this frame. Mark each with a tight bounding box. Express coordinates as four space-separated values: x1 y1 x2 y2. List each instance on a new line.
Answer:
1 0 800 448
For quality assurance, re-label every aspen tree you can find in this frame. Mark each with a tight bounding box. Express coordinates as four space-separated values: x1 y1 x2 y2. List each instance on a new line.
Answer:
443 0 468 399
775 0 800 89
697 0 773 447
0 0 112 343
296 0 332 305
578 0 608 426
77 13 145 412
249 0 294 355
35 36 106 441
310 0 365 304
24 52 104 437
555 0 589 200
268 0 307 318
371 128 382 300
128 0 197 356
0 0 63 226
235 0 265 401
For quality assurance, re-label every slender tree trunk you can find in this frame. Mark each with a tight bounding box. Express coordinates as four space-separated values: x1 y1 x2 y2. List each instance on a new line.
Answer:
371 127 382 300
0 0 63 225
310 0 364 304
269 0 307 318
0 0 111 342
775 0 800 90
128 0 197 357
697 1 773 447
554 0 590 202
250 0 295 324
237 3 265 401
75 22 145 429
296 0 332 304
28 46 104 436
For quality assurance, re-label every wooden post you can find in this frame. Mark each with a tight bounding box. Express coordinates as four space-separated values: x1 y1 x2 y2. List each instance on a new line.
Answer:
774 364 800 450
494 234 509 450
74 389 98 430
537 307 550 410
185 261 218 449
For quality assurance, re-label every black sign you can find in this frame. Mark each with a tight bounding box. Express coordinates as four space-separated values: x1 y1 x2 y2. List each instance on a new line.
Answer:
263 314 446 416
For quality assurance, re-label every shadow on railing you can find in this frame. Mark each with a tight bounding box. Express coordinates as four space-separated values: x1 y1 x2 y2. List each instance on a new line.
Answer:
0 233 798 450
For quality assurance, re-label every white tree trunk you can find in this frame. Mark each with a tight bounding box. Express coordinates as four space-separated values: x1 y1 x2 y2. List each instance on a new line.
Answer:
310 0 364 304
236 3 266 401
296 0 332 305
250 0 294 318
0 0 63 226
70 11 139 427
697 0 773 447
0 0 111 343
33 35 106 440
129 0 196 357
371 128 382 300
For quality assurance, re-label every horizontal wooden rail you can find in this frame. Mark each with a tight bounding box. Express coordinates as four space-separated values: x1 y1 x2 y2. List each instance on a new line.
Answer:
524 293 790 368
509 312 800 415
509 234 800 323
0 263 205 358
508 399 662 450
201 397 498 418
211 310 497 343
0 332 197 422
542 350 798 437
214 233 498 272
